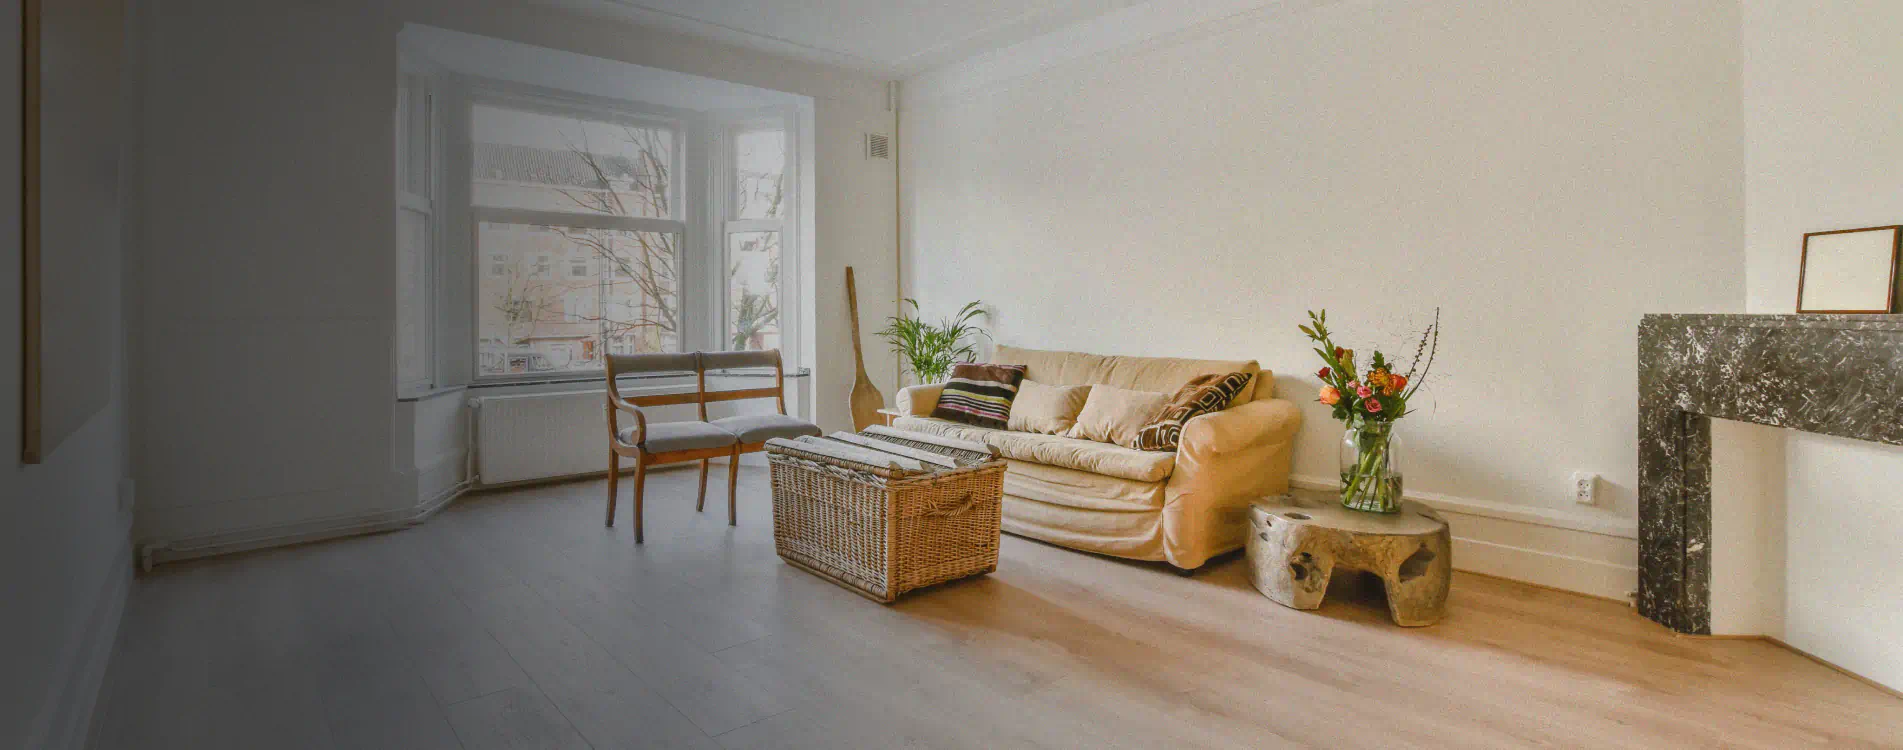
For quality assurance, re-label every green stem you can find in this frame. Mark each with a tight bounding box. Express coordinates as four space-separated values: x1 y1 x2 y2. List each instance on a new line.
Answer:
1341 426 1392 510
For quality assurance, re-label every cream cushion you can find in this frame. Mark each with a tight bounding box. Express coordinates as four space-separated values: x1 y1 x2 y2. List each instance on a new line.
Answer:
1007 380 1091 435
617 421 738 452
994 345 1267 407
709 413 821 444
1066 385 1169 448
1004 460 1166 511
892 416 1174 483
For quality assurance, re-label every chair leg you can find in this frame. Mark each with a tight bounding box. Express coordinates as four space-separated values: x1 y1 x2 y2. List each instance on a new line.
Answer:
696 459 710 512
605 450 619 527
633 456 648 544
727 447 742 527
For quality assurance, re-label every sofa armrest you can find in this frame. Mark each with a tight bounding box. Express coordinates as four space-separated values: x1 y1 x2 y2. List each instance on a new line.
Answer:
896 383 946 417
1180 397 1302 456
1160 398 1303 569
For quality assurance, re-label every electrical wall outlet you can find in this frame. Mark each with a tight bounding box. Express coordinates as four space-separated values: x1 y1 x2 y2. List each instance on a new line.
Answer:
1572 471 1598 506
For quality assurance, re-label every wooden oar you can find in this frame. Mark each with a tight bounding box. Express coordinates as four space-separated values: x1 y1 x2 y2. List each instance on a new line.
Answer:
845 266 885 430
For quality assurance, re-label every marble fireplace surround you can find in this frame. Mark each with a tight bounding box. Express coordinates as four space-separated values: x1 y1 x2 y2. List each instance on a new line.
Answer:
1638 313 1903 635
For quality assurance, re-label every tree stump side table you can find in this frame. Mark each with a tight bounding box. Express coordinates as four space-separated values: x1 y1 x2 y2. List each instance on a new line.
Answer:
1246 489 1452 627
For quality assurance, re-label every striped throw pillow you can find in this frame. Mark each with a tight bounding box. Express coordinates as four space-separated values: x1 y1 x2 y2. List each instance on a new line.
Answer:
931 363 1028 429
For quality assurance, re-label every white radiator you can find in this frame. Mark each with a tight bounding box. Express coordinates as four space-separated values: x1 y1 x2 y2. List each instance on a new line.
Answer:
472 384 795 486
472 390 614 486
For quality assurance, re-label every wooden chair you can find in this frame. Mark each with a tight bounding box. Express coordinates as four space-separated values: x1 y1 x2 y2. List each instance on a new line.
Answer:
604 349 817 543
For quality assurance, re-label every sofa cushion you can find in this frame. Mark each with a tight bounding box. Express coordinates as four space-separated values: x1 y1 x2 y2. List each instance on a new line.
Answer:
1006 380 1092 435
993 345 1263 408
1066 385 1170 448
1003 459 1167 512
892 416 1175 483
931 362 1027 429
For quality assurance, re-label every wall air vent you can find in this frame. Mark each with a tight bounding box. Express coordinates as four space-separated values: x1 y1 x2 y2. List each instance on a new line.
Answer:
865 133 891 160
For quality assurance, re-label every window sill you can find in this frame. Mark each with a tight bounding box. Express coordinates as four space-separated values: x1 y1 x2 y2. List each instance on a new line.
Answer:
466 367 810 392
397 383 470 403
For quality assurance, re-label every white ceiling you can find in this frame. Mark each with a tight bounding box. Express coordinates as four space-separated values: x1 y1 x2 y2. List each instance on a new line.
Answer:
555 0 1154 78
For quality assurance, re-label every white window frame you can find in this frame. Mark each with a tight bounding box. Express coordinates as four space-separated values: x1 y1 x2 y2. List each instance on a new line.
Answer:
432 77 803 387
463 81 694 385
709 107 801 364
395 58 442 396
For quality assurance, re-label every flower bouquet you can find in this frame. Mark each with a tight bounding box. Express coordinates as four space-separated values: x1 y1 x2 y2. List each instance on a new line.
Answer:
1299 309 1439 513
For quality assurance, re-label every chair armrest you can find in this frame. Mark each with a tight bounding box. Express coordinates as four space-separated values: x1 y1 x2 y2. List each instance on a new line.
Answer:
607 395 647 445
1160 398 1303 569
896 383 947 417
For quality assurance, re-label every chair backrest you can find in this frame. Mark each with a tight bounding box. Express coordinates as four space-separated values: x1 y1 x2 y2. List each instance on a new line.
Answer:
602 349 789 428
697 349 788 418
604 351 700 403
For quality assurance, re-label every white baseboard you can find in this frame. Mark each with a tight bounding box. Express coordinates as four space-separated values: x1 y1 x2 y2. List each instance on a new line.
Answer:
139 478 471 569
1289 475 1638 602
29 544 133 750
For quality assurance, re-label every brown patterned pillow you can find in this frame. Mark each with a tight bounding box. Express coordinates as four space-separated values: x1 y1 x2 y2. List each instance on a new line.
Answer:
1132 372 1254 451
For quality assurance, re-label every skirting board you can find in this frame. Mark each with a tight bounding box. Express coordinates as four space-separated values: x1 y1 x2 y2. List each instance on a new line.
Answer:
138 478 471 569
27 543 132 750
1290 475 1639 602
1669 633 1903 701
136 453 755 568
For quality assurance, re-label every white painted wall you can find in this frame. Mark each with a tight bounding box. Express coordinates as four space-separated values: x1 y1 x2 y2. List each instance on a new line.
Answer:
1741 0 1903 691
1 1 136 746
901 0 1743 598
132 0 897 550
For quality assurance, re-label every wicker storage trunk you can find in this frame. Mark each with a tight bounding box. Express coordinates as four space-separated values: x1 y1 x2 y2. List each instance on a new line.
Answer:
766 426 1006 603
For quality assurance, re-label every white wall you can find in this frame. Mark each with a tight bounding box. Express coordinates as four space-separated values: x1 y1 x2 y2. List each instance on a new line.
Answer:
132 0 898 551
1741 0 1903 692
901 0 1743 597
1 1 137 746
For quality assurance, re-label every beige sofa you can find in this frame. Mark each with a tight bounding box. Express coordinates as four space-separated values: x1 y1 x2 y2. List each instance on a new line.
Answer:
893 345 1302 571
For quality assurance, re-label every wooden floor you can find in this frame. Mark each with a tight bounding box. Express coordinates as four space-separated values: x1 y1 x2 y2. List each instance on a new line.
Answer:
94 465 1903 749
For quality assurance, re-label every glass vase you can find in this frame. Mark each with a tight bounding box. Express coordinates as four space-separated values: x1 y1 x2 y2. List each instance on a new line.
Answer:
1339 421 1403 513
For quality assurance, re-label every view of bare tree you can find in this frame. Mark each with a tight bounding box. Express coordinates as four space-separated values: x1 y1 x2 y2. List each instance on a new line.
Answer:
475 108 787 375
549 124 681 344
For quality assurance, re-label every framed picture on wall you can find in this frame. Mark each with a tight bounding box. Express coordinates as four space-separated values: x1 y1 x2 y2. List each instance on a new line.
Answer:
1796 225 1901 314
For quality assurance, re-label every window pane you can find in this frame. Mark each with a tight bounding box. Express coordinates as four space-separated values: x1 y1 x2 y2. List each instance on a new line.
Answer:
472 104 674 219
477 221 679 377
734 128 785 220
396 209 429 385
727 231 780 351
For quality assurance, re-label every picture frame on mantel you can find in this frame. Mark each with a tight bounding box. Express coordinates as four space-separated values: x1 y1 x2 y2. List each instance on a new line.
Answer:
1795 225 1902 315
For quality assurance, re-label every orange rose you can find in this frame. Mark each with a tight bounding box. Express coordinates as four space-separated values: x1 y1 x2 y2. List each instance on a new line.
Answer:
1386 374 1408 395
1319 385 1341 405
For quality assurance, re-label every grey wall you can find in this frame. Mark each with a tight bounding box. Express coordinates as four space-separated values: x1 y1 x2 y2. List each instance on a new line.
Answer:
131 0 899 549
1 0 137 747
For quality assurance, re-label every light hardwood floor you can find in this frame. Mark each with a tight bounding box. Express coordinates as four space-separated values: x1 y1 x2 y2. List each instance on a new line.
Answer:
93 465 1903 749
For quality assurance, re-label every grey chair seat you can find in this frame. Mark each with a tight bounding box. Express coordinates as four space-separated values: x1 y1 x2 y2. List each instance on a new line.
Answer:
619 421 740 453
711 413 822 444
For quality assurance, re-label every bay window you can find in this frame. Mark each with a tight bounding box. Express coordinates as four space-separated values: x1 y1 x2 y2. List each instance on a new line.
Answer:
394 38 806 392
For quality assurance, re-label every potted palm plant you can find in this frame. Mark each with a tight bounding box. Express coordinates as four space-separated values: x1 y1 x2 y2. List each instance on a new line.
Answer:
877 299 989 384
